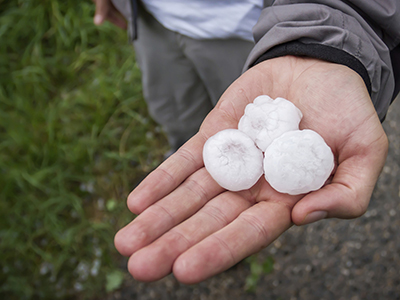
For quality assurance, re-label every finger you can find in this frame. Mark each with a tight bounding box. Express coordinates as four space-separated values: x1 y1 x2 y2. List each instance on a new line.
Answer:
127 134 207 214
93 0 127 29
115 168 223 257
292 139 388 225
127 191 253 281
172 200 293 284
127 83 259 215
93 0 107 25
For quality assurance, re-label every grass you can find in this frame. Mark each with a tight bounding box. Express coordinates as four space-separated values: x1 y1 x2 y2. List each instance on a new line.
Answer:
245 254 274 293
0 0 168 299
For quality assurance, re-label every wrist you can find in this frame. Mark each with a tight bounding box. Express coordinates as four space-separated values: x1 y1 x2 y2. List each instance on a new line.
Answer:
250 41 371 96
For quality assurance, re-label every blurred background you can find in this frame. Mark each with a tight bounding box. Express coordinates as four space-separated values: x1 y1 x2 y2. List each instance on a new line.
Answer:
0 0 168 299
1 1 400 300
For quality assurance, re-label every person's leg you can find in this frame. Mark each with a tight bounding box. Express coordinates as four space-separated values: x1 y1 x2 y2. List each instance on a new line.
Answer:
179 36 255 105
133 8 213 151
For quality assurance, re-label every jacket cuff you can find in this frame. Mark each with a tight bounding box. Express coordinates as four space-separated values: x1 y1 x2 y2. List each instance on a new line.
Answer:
251 41 372 95
243 3 396 122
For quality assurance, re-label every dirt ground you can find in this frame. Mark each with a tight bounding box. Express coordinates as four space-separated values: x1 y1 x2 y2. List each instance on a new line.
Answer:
106 97 400 300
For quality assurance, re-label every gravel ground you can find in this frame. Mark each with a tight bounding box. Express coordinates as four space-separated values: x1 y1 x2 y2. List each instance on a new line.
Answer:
106 97 400 300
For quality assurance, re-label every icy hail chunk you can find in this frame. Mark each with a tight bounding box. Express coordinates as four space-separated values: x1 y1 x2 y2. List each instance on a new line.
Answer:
238 95 303 151
263 129 334 195
203 129 264 191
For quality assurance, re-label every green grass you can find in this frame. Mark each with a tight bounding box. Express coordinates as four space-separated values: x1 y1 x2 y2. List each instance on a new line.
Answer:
0 1 168 299
245 254 274 293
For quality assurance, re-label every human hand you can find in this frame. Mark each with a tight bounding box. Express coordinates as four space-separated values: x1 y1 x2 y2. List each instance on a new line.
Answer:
114 56 388 284
92 0 127 29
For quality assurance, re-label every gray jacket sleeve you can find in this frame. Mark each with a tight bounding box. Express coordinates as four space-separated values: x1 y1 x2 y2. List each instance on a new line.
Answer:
245 0 400 121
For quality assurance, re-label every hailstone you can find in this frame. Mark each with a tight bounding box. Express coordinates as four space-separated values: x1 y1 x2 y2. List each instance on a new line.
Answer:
263 129 334 195
203 129 263 191
238 95 303 151
202 95 334 194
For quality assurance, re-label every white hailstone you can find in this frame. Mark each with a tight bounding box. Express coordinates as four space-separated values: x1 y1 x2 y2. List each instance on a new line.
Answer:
263 129 334 195
238 95 303 151
203 129 264 191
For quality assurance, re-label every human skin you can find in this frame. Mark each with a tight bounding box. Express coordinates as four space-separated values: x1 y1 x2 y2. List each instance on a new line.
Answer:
114 56 388 284
92 0 127 29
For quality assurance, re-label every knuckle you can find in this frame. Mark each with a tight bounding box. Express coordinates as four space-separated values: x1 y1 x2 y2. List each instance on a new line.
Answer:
183 177 209 203
176 147 197 166
202 204 229 226
241 213 269 246
351 198 369 218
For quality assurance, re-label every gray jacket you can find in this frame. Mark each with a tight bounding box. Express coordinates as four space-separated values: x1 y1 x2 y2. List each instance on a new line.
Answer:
245 0 400 121
115 0 400 121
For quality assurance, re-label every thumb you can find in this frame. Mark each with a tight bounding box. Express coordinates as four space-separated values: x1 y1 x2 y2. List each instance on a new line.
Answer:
291 142 388 225
291 181 369 225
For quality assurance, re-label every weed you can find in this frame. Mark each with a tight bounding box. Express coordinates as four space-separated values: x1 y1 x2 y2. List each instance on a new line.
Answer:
245 254 274 293
0 1 168 299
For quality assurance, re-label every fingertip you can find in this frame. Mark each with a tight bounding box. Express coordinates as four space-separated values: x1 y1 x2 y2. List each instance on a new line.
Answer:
291 183 370 225
291 185 336 225
127 253 151 282
128 249 172 282
173 254 202 285
127 191 142 215
114 228 134 257
114 220 150 257
127 177 156 214
94 14 104 25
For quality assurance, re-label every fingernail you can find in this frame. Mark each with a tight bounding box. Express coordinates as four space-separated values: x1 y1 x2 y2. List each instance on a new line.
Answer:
302 211 327 225
94 15 103 25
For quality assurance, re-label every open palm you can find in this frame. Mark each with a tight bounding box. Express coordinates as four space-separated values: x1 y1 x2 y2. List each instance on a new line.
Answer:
114 56 388 284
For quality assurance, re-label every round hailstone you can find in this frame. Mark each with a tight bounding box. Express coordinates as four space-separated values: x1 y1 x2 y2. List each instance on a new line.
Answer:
238 95 303 151
203 129 264 191
263 129 334 195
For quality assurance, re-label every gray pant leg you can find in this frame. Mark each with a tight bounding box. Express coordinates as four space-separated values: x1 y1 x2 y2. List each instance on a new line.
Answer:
133 9 213 150
134 8 254 151
179 36 254 105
